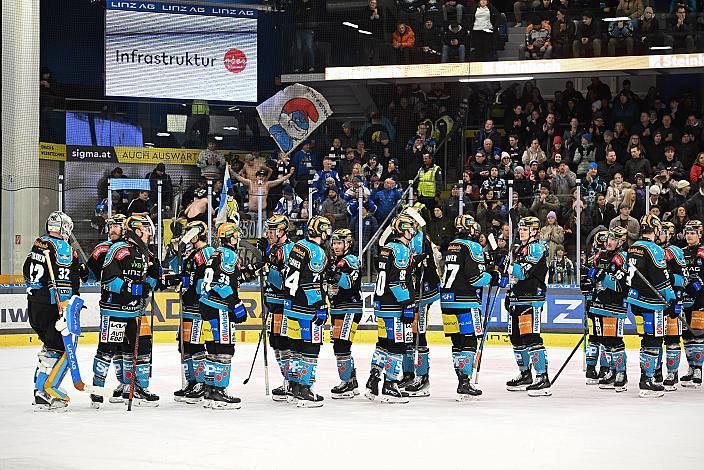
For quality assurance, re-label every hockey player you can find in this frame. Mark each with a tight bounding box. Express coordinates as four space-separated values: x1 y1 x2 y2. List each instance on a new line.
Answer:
440 215 503 400
260 214 296 402
97 214 160 406
626 215 676 398
198 222 249 409
582 226 630 391
24 211 84 410
173 221 214 403
582 229 616 385
366 214 420 404
282 215 331 407
657 221 688 391
402 209 442 397
681 220 704 388
86 214 129 406
505 216 551 397
326 228 363 399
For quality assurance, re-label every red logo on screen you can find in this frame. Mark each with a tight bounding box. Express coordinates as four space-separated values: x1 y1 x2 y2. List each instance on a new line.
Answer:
224 49 247 73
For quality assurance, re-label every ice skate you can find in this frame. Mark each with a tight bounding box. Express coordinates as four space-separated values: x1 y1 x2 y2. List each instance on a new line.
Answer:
109 383 126 403
331 378 358 399
365 368 381 401
380 380 409 404
614 372 628 392
272 380 291 402
456 376 482 401
184 382 206 404
209 387 242 410
295 385 324 408
123 385 160 407
680 367 701 388
663 371 678 391
90 394 103 409
638 377 665 398
174 381 198 403
598 370 615 389
506 369 532 391
526 373 552 397
33 390 68 412
402 375 430 397
585 365 598 385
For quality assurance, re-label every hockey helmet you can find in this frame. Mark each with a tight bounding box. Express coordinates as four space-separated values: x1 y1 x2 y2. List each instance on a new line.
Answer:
639 214 661 235
518 216 541 231
194 188 208 199
265 214 290 233
106 213 126 228
95 199 109 217
331 228 353 245
455 214 478 236
125 214 155 237
183 220 208 244
661 221 676 238
307 216 333 240
391 214 419 238
46 211 74 240
684 220 703 235
607 226 628 243
217 221 241 246
593 230 609 249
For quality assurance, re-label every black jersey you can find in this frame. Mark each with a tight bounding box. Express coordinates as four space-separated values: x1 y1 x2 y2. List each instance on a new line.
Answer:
328 253 362 313
283 239 328 320
23 235 83 305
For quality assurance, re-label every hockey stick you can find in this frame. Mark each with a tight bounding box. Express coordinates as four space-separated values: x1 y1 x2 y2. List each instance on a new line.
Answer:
551 330 586 385
42 250 111 398
259 271 270 395
414 260 426 367
127 307 144 412
474 285 496 385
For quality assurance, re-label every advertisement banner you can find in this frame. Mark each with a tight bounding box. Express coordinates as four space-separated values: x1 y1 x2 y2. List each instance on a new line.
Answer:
66 145 118 163
105 2 258 102
1 285 638 335
39 143 230 166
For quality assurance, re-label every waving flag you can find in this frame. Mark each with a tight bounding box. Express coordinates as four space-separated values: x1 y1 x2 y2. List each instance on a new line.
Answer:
257 83 333 155
215 168 239 226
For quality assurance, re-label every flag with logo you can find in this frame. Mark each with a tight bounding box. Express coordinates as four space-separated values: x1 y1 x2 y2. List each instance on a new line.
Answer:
215 168 239 226
256 83 333 156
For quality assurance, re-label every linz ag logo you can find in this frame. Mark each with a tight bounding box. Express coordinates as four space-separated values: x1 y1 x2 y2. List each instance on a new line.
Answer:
224 49 247 73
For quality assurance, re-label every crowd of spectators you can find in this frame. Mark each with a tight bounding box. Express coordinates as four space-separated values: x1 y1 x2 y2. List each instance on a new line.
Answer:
286 0 704 72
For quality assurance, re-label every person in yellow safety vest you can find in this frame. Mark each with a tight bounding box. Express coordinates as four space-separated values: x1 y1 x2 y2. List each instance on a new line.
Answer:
416 153 443 214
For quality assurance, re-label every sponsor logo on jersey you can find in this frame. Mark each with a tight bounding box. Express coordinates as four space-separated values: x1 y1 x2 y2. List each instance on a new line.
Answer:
115 247 130 260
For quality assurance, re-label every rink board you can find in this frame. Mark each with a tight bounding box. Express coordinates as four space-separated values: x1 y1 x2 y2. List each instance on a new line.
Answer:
0 283 643 348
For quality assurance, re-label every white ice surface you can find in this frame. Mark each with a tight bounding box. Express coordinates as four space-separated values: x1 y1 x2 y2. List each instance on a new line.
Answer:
0 343 701 470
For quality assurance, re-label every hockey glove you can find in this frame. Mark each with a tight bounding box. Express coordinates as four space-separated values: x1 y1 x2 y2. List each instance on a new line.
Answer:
401 303 416 324
313 307 328 326
54 315 69 336
232 301 248 324
180 275 191 288
685 276 703 297
140 282 153 299
580 276 595 295
123 279 145 297
489 270 508 288
161 273 182 288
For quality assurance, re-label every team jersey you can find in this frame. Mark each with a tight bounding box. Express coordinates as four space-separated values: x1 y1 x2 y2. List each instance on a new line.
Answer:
626 240 675 310
87 240 115 283
440 237 491 310
181 245 214 318
682 243 704 310
23 235 82 305
663 244 687 290
328 253 362 314
99 234 157 318
374 239 415 318
283 239 327 320
411 232 441 304
590 249 628 318
510 240 549 306
264 238 295 305
199 246 241 311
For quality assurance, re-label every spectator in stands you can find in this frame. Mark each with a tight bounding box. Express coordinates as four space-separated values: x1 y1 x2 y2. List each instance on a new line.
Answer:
468 0 500 62
392 22 416 64
421 0 442 23
612 93 639 131
540 210 565 262
683 114 702 145
196 138 225 180
552 8 575 58
598 149 625 185
476 189 505 232
443 183 469 219
363 154 384 181
573 12 602 57
312 156 343 201
320 187 347 229
443 0 464 24
632 111 654 140
636 6 661 54
240 153 272 183
677 132 699 168
571 133 596 177
588 78 612 104
416 153 443 212
340 121 356 149
616 0 644 19
145 163 174 213
669 180 691 215
625 145 652 181
499 152 516 179
126 190 153 217
481 166 508 200
520 17 553 59
293 0 316 72
371 178 402 223
441 21 468 63
552 161 577 206
531 184 561 225
354 139 369 163
360 0 389 66
274 185 303 220
592 193 617 229
656 146 686 182
607 19 635 56
381 158 401 182
234 168 293 217
292 140 317 195
645 130 666 165
610 202 640 246
522 137 547 166
513 0 541 28
427 207 454 251
684 180 704 221
665 5 695 53
581 163 606 213
659 114 680 144
360 113 393 149
690 152 704 186
418 17 443 63
467 151 492 186
535 0 557 22
397 0 423 30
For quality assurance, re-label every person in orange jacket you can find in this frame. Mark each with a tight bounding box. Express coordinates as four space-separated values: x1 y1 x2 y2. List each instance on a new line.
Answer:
392 22 415 64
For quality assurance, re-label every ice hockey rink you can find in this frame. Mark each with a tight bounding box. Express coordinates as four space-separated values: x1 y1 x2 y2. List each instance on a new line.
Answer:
1 343 701 470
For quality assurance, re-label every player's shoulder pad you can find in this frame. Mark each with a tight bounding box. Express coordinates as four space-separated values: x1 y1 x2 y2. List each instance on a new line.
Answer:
196 246 215 265
646 241 667 267
410 232 423 255
342 254 361 270
91 241 112 260
282 239 295 258
528 241 547 259
612 251 626 267
104 241 130 266
44 237 74 266
388 242 410 268
667 245 685 262
218 247 239 272
300 239 326 272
